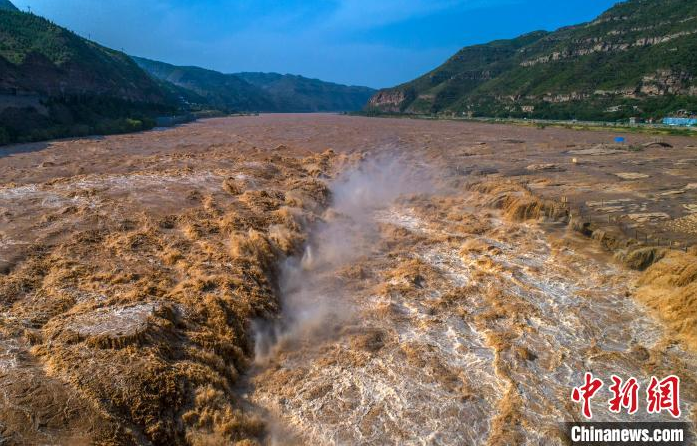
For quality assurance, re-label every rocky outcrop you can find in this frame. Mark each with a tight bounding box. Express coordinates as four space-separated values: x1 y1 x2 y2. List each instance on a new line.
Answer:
520 30 697 67
640 69 694 96
366 89 411 113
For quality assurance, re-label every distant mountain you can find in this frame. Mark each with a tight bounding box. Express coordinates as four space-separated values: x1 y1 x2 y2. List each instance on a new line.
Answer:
235 72 376 112
133 57 375 113
367 0 697 121
132 56 274 112
0 0 17 11
0 4 376 146
0 8 176 144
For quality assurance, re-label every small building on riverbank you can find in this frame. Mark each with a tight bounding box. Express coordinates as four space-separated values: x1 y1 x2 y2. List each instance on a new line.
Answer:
663 117 697 127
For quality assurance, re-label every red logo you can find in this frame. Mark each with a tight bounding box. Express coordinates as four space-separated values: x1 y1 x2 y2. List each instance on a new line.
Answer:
572 374 681 419
647 375 681 418
608 375 639 415
571 372 603 419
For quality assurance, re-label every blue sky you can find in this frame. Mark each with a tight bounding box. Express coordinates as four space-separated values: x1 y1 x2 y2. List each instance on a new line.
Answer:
13 0 619 88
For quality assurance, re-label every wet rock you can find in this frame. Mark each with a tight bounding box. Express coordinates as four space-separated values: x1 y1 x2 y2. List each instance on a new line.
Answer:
629 345 650 362
515 346 538 361
614 172 650 180
351 329 387 353
626 212 669 222
621 247 668 270
642 141 672 148
471 167 499 176
186 190 203 201
410 274 426 288
659 189 685 196
222 177 243 195
157 214 177 229
568 145 625 156
526 163 565 172
59 302 173 349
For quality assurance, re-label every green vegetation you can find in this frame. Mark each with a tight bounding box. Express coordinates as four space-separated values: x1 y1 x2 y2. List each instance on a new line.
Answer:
353 112 697 137
132 56 274 112
0 11 164 98
0 0 17 11
133 57 376 113
236 72 375 112
368 0 697 122
0 1 375 146
0 7 177 145
0 96 166 144
0 9 82 65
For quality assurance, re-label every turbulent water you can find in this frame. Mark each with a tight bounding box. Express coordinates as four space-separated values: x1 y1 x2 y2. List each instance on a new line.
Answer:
4 115 697 445
243 156 697 445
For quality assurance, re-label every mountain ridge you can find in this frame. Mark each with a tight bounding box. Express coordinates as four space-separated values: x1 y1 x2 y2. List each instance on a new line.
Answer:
133 56 376 113
235 71 376 112
367 0 697 121
0 4 376 146
0 0 17 11
0 8 177 144
131 56 274 112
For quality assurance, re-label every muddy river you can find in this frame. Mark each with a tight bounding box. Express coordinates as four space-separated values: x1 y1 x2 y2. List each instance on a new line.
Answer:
243 154 697 445
1 115 696 445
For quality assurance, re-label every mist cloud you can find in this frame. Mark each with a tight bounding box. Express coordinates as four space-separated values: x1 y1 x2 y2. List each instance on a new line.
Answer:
253 154 434 363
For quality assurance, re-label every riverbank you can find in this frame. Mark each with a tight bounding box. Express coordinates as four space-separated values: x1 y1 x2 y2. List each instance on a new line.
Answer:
356 112 697 138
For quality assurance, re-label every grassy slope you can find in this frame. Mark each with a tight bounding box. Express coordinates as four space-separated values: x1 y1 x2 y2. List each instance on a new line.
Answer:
369 0 697 121
0 11 165 100
0 9 177 144
134 57 376 113
393 31 548 113
132 56 274 112
0 0 17 11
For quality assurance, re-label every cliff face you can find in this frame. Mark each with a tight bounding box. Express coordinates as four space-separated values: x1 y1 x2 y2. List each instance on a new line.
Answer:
366 89 411 113
367 0 697 120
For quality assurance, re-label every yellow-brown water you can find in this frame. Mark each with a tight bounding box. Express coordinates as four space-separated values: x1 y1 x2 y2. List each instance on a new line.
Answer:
244 157 697 445
2 115 697 445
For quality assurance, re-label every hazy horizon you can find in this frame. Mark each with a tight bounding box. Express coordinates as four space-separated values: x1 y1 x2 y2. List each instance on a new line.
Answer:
13 0 617 88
